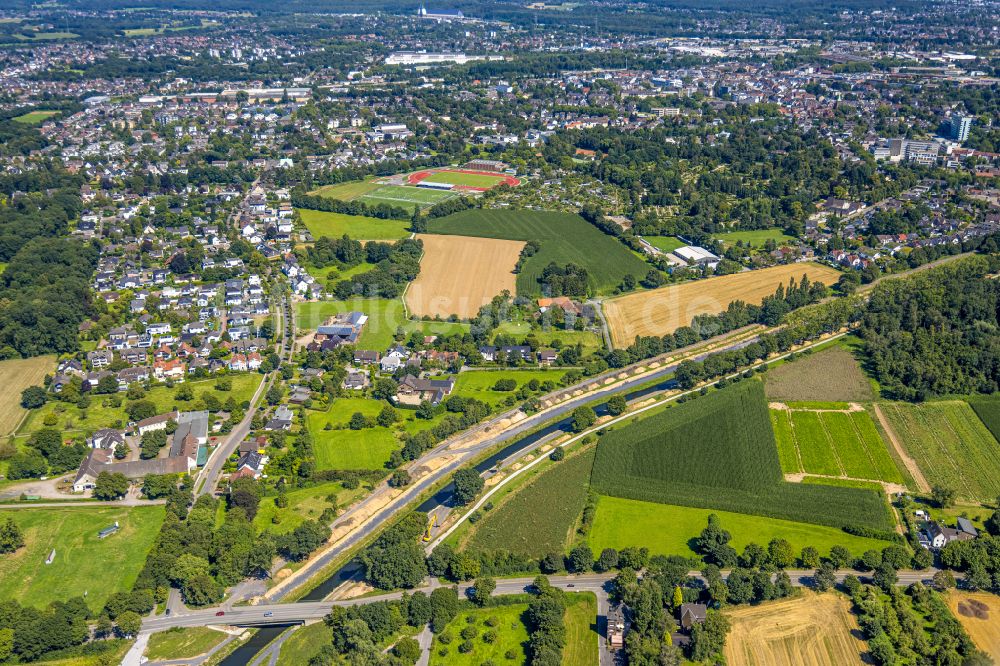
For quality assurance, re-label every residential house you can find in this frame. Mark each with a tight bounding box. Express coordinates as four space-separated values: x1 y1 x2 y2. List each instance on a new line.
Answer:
395 375 455 406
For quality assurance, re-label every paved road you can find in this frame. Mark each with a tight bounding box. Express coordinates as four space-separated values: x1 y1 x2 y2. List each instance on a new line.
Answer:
144 568 947 632
196 291 289 497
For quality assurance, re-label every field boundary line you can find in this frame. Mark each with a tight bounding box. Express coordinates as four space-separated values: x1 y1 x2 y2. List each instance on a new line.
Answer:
429 332 851 552
872 404 930 492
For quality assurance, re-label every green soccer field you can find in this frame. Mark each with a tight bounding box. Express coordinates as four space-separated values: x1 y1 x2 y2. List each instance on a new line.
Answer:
359 185 457 211
309 180 383 201
421 170 508 188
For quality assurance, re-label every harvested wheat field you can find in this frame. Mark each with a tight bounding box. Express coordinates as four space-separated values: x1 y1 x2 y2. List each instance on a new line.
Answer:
723 593 865 666
603 263 841 347
949 592 1000 659
0 355 55 436
406 234 524 319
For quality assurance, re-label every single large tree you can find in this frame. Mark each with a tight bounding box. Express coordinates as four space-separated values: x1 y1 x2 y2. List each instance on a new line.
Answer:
0 517 24 554
451 467 484 506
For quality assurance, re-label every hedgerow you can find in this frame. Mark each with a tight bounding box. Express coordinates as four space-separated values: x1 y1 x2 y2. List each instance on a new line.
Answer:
590 381 894 531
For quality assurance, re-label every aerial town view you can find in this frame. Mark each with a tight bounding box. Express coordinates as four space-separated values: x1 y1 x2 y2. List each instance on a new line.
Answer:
0 0 999 663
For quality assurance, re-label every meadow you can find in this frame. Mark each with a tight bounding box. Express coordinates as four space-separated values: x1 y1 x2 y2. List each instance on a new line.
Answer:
713 228 796 246
425 209 649 297
764 345 875 403
464 448 595 558
276 623 330 666
0 355 56 436
879 400 1000 503
12 110 58 125
307 399 398 470
310 180 382 201
144 627 227 661
0 505 165 611
253 480 359 534
588 496 888 560
602 263 842 348
771 407 904 483
297 208 410 240
452 368 569 408
589 381 895 531
406 234 524 319
429 602 530 665
562 593 598 666
723 593 865 666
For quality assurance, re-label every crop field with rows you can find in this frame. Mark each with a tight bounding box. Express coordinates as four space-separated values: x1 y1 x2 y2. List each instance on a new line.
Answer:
590 381 894 531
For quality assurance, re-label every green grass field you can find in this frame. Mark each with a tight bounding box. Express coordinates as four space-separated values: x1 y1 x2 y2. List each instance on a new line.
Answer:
426 209 650 297
296 298 468 348
12 110 58 125
308 399 398 470
310 180 383 201
643 235 685 253
297 208 410 241
360 185 456 211
713 229 796 246
588 496 890 560
277 623 330 666
421 171 507 188
253 481 357 534
465 449 595 558
880 401 1000 503
969 397 1000 442
429 603 529 665
145 627 227 661
452 369 569 409
590 381 894 531
18 373 260 437
562 593 599 666
493 321 603 354
0 505 165 611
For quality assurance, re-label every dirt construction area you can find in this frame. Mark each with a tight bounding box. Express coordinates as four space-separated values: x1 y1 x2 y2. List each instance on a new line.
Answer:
603 262 842 348
949 591 1000 660
723 593 865 666
406 234 525 319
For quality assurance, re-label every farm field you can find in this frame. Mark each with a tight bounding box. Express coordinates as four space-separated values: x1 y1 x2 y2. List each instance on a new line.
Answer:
12 110 58 125
764 346 875 402
17 373 261 437
589 381 895 531
948 591 1000 660
0 355 55 436
426 209 649 297
602 263 841 348
295 298 468 349
713 228 796 246
969 397 1000 442
723 593 865 666
588 496 888 559
406 234 525 319
297 208 409 240
145 627 227 661
642 235 685 253
772 407 904 484
429 602 529 666
0 505 165 611
464 448 595 557
562 593 599 666
879 401 1000 502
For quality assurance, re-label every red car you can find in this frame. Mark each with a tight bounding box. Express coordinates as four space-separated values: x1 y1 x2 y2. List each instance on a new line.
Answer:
215 611 225 617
